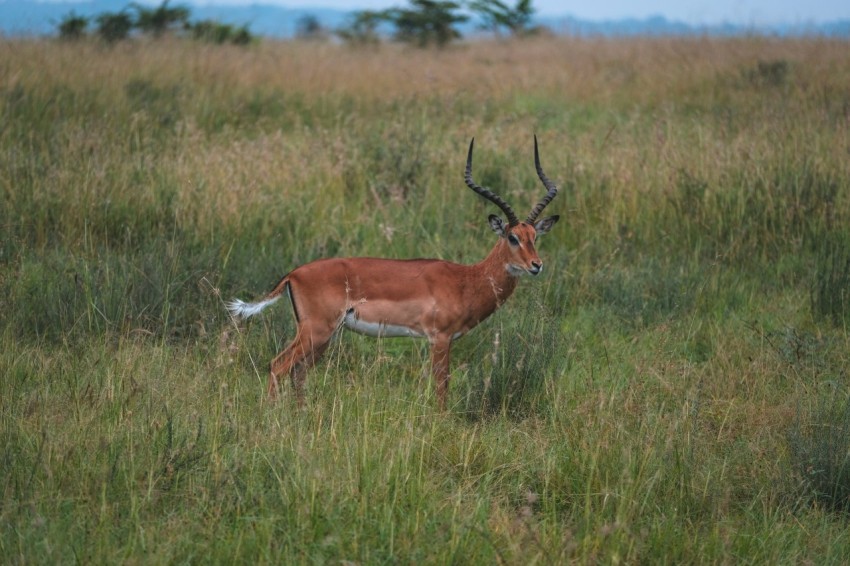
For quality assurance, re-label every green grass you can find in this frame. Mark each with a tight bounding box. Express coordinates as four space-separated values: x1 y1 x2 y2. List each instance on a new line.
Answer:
2 36 850 563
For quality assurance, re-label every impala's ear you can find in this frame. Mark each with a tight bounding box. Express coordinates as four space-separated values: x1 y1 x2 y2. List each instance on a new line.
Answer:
534 215 559 235
488 214 507 237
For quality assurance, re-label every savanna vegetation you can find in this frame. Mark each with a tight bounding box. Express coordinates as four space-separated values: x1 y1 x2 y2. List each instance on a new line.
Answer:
57 0 254 45
2 36 850 563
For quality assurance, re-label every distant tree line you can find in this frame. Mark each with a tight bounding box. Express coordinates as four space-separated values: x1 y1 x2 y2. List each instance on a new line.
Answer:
58 0 253 45
335 0 541 47
58 0 541 48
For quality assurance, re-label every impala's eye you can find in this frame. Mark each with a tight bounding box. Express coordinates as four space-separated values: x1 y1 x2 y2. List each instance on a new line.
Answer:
508 234 520 246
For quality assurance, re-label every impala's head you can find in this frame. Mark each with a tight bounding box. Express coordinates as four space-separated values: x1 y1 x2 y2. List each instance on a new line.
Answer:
488 216 559 276
465 136 560 276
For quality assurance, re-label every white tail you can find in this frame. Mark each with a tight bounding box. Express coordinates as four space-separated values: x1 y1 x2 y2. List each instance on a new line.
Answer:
226 296 280 319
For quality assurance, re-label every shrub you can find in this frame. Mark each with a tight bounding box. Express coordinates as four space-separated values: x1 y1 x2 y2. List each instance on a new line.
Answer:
336 10 384 46
461 298 562 419
788 388 850 513
96 12 134 43
191 20 254 45
295 14 328 41
746 59 791 88
58 12 90 40
586 258 700 329
811 233 850 326
131 0 190 37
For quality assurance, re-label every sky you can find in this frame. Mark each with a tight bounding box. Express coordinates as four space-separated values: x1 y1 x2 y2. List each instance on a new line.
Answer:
185 1 847 26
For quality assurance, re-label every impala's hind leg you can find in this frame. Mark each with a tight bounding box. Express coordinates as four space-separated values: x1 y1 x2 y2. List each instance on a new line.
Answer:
268 321 335 402
287 339 332 405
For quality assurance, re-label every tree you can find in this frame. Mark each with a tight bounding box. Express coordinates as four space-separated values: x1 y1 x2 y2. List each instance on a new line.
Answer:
468 0 536 37
336 10 385 46
387 0 468 47
230 25 253 45
57 12 89 40
189 19 254 45
96 12 134 43
295 14 328 41
132 1 190 37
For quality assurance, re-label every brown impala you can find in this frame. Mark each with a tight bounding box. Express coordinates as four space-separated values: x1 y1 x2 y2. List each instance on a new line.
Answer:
227 136 560 409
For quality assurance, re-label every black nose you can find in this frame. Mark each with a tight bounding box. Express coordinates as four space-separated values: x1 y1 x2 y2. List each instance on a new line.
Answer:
530 261 543 275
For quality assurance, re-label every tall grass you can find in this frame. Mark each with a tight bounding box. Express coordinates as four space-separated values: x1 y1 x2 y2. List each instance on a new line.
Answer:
2 36 850 563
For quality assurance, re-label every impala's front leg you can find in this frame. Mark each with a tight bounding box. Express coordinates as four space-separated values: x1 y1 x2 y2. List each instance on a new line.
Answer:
429 336 453 410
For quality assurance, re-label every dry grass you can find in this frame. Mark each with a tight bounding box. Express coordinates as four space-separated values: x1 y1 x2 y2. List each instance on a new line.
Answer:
2 35 850 563
5 36 849 100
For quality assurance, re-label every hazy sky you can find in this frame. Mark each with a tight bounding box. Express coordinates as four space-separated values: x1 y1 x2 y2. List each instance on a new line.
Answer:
194 1 847 25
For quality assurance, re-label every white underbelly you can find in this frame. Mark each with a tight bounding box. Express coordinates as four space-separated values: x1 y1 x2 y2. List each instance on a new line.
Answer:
343 311 426 338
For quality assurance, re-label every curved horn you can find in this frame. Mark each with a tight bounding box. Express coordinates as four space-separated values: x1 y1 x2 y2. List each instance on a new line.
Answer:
527 134 559 223
464 138 519 227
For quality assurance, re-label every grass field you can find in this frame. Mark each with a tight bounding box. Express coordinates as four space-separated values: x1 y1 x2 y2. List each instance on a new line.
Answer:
2 36 850 563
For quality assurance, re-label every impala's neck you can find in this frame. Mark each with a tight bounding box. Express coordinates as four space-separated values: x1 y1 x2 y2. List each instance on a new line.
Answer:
472 239 521 306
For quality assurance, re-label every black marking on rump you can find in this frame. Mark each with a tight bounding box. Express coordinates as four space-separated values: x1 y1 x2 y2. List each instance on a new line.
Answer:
287 281 301 322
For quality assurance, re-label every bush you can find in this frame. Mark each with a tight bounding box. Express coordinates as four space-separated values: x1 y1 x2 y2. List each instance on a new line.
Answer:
336 10 384 46
295 14 328 41
132 0 190 37
191 20 254 45
461 298 562 419
96 12 134 43
811 233 850 326
788 388 850 513
746 59 791 88
58 12 89 40
586 258 700 329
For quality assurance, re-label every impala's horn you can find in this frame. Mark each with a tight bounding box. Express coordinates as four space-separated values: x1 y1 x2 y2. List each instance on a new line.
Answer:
465 138 520 227
526 135 559 224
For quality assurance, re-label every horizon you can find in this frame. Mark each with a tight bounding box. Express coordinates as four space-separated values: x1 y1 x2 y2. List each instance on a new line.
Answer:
10 0 849 26
1 0 848 38
154 0 848 26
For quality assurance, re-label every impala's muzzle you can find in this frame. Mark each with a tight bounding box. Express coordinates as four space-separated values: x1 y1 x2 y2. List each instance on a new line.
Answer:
528 261 543 276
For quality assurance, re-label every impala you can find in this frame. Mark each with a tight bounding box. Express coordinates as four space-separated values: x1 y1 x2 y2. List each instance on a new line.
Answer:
227 136 560 409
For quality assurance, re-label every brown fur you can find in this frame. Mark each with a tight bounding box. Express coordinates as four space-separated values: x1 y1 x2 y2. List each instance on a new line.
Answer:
252 220 555 409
